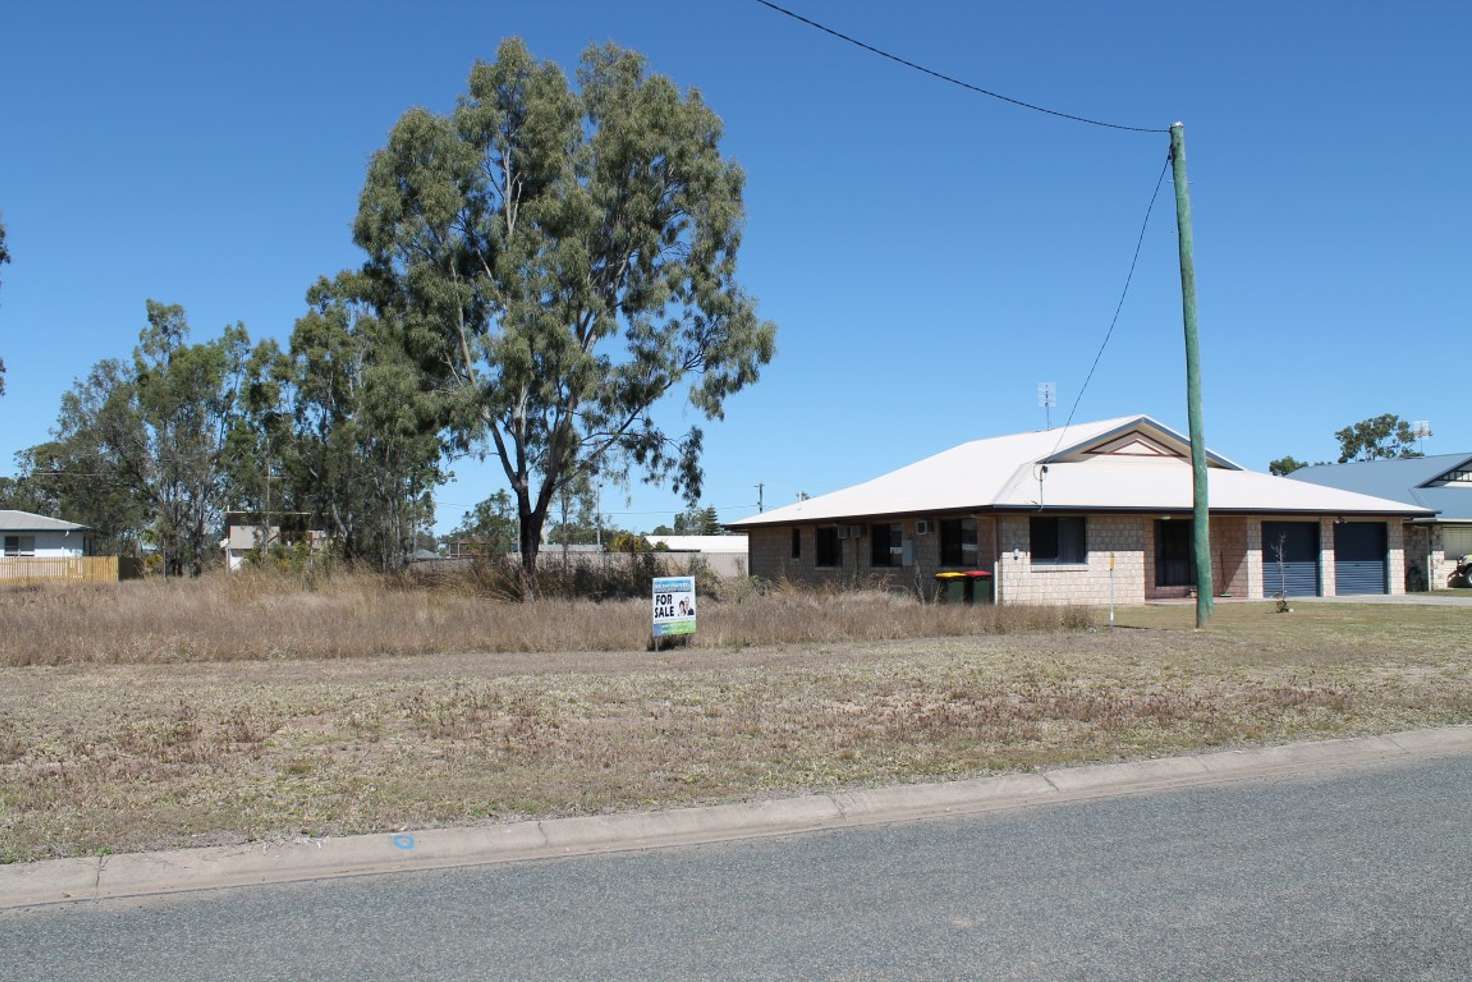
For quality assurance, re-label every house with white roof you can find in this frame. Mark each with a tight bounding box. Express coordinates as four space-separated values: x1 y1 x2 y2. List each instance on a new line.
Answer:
727 415 1432 605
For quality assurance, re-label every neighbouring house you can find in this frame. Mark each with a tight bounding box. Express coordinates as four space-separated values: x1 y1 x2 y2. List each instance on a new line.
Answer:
0 510 97 559
0 510 116 582
221 511 328 571
646 534 750 578
1287 453 1472 590
727 415 1432 605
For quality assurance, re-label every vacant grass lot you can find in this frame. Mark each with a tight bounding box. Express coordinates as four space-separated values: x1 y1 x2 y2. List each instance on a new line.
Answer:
0 574 1088 665
2 601 1469 863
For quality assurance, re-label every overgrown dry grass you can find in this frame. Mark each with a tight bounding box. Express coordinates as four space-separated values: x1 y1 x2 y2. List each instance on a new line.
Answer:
0 571 1090 666
2 598 1470 863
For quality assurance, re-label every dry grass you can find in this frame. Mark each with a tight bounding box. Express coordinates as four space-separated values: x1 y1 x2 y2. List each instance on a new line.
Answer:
0 571 1090 666
2 599 1470 863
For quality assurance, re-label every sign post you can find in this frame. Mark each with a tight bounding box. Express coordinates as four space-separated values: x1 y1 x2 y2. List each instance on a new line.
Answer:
651 575 697 650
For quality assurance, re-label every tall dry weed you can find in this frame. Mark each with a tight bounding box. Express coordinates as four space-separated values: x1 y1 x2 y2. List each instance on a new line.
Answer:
0 570 1092 666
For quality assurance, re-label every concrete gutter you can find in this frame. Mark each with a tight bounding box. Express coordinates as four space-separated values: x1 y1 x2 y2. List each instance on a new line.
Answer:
4 724 1470 911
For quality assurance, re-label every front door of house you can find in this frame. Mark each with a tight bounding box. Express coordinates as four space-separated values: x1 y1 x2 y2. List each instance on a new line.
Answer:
1155 520 1194 587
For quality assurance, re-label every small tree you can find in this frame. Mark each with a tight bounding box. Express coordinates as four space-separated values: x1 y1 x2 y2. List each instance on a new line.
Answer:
671 504 722 535
446 490 519 556
1268 456 1310 477
1271 532 1291 612
353 39 776 596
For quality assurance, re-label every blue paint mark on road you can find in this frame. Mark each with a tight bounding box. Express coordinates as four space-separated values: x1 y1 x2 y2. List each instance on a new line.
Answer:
392 833 416 850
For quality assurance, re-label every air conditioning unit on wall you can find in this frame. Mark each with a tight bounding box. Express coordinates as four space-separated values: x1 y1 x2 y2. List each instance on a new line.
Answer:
915 519 931 535
836 526 849 540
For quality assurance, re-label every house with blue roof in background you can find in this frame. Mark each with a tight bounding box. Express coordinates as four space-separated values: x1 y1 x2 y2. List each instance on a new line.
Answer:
1290 454 1472 590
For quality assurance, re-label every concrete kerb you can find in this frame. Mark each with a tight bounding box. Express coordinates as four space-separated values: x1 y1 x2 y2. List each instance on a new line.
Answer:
4 724 1471 911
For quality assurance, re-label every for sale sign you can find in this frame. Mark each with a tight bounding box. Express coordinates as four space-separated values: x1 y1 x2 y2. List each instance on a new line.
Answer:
652 576 697 638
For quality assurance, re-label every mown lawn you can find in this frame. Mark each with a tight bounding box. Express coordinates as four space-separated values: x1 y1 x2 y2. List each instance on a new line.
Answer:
3 602 1470 863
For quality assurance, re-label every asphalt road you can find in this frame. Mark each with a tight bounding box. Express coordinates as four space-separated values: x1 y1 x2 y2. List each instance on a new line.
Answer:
6 754 1471 981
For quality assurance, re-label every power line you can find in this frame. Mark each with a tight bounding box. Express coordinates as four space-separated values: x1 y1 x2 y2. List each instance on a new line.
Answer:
752 0 1167 135
432 500 755 516
1049 152 1172 455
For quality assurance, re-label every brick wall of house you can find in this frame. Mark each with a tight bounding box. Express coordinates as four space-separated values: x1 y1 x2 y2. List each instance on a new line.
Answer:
995 514 1147 606
1139 516 1249 600
750 512 1406 603
1386 519 1406 595
1246 518 1263 599
1212 517 1250 598
745 514 996 597
1405 523 1456 591
1318 517 1338 597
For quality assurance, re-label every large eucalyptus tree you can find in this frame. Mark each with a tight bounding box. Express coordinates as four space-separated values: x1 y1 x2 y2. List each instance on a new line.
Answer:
353 39 775 594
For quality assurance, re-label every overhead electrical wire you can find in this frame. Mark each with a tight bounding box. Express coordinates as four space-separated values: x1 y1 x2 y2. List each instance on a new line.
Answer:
752 0 1175 461
1047 152 1173 457
752 0 1168 134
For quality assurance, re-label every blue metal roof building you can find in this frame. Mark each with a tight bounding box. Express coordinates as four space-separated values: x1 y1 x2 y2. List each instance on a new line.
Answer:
1291 454 1472 587
1290 453 1472 522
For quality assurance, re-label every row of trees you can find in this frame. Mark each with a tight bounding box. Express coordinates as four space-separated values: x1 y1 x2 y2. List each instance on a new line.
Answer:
0 291 443 574
0 39 776 592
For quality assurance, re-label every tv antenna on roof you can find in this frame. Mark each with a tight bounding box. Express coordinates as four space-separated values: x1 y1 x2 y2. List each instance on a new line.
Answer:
1037 382 1057 429
1412 420 1432 455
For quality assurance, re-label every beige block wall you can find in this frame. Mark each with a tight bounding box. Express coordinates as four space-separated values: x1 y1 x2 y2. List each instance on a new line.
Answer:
1386 519 1406 595
995 513 1147 607
1246 517 1263 599
1140 516 1249 599
750 512 1408 603
1213 517 1250 597
1318 517 1338 597
745 515 996 597
1406 523 1455 591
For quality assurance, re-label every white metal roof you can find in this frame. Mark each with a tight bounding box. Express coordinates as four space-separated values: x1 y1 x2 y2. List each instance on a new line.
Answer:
728 415 1432 527
647 534 749 553
0 510 91 532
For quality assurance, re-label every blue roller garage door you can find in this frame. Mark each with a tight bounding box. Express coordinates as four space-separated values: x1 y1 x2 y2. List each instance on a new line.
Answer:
1335 522 1387 595
1262 521 1320 597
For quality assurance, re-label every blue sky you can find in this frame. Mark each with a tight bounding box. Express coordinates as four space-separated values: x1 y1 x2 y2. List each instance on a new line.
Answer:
2 1 1468 532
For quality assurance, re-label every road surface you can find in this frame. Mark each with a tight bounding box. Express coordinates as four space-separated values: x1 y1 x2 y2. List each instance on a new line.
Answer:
5 754 1471 980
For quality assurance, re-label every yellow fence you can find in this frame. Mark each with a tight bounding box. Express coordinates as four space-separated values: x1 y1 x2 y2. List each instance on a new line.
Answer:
0 556 120 584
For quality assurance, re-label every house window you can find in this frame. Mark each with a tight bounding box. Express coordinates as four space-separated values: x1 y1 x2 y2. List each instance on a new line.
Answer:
790 528 801 560
815 527 840 568
1031 516 1087 565
4 535 36 557
871 523 903 567
939 518 977 567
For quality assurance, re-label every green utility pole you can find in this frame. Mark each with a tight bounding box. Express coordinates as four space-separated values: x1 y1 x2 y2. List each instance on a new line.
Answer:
1170 122 1213 628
